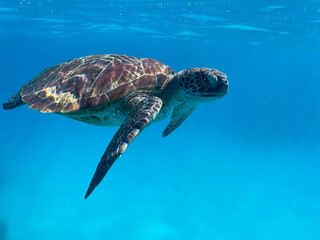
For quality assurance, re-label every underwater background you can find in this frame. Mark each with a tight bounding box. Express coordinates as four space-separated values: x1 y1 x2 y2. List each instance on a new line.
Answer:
0 0 319 239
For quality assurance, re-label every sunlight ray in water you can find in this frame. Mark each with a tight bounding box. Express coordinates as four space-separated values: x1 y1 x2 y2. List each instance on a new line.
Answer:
214 24 272 32
30 17 75 23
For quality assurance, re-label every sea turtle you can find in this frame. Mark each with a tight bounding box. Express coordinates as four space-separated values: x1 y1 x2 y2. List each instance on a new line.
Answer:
3 54 229 199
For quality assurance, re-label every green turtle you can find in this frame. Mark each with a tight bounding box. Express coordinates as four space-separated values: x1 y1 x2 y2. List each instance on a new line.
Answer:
3 54 228 199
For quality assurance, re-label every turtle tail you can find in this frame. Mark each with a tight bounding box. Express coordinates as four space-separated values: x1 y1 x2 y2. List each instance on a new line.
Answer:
3 90 25 110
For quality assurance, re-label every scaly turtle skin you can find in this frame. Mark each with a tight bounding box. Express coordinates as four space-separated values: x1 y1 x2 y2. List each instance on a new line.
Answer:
3 54 229 199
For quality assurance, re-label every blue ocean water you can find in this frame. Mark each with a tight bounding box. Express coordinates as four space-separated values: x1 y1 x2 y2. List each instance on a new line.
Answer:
0 0 320 239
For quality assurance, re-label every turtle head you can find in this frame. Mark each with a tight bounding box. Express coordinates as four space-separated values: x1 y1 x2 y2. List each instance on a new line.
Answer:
177 68 228 102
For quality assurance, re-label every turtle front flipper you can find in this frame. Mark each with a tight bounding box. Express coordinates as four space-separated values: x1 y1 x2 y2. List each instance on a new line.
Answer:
85 95 163 199
162 103 198 137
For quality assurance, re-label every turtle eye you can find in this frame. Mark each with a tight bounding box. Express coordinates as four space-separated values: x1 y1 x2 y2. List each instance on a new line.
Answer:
201 75 211 86
202 74 218 86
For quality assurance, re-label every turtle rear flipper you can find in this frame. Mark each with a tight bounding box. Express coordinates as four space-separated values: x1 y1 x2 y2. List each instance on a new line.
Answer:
3 90 25 110
85 95 163 199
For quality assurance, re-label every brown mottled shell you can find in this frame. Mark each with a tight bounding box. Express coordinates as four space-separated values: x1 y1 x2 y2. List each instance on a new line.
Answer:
20 54 174 113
